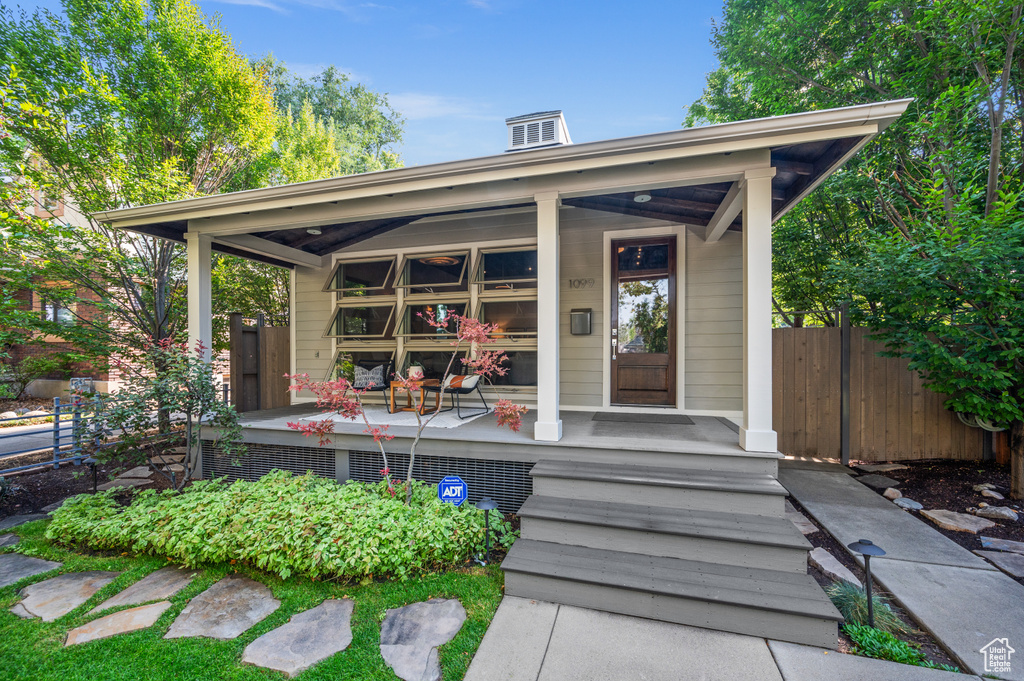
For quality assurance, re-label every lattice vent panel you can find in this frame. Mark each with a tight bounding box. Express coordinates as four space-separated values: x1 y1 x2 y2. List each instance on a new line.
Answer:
202 441 335 482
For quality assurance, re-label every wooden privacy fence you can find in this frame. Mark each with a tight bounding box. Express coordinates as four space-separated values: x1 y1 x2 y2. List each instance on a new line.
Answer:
773 326 985 461
229 313 290 413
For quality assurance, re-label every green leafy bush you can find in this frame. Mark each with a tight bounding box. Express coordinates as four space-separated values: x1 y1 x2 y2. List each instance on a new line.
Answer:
46 470 489 581
844 624 959 672
827 580 911 634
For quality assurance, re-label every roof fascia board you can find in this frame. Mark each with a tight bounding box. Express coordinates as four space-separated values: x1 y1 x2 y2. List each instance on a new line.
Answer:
186 149 773 237
97 101 908 227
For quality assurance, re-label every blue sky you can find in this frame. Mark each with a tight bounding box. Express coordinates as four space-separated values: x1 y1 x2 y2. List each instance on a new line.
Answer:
24 0 725 167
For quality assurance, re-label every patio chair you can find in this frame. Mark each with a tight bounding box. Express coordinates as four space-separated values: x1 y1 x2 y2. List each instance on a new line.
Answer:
424 374 489 419
353 358 394 412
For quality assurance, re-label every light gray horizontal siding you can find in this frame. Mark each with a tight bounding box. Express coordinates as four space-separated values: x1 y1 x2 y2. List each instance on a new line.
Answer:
293 263 333 390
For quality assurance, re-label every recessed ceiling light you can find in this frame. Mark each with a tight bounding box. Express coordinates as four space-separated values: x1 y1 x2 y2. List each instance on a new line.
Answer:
306 228 322 235
633 191 652 203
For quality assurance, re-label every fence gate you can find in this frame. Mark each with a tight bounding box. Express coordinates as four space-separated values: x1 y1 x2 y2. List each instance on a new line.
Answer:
229 313 290 413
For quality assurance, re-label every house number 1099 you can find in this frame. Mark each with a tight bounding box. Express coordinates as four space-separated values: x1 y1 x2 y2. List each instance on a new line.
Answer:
568 278 595 289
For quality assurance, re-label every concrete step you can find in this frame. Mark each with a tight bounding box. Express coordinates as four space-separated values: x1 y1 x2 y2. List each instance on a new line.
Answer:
518 496 811 572
530 460 787 516
502 539 842 649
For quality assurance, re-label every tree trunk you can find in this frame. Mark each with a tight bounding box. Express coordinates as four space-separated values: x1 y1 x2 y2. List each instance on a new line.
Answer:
1011 420 1024 500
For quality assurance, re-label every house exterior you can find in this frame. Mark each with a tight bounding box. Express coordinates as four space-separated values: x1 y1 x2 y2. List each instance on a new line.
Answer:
95 100 911 647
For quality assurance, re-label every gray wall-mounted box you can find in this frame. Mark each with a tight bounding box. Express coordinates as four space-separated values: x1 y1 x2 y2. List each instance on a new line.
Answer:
570 309 592 335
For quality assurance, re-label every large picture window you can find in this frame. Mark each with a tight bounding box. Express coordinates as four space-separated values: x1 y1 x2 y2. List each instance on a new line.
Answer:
324 258 396 298
395 301 468 337
474 248 537 291
396 252 469 293
323 304 395 339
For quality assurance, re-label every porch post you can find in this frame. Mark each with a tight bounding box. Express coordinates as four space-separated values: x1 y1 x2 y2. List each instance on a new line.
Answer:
534 192 562 441
739 167 778 453
186 232 213 362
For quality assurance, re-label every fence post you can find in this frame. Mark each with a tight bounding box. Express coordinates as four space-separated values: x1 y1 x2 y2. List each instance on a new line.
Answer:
51 397 61 469
71 396 83 461
840 302 851 466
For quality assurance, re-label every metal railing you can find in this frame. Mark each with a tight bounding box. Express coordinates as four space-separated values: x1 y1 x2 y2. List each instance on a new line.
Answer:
0 396 101 476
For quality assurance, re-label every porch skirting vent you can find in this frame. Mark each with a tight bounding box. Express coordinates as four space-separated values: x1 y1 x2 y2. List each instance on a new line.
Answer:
349 450 533 513
202 441 335 482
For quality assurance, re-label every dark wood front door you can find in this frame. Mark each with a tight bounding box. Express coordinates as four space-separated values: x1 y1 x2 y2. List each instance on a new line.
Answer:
611 236 677 405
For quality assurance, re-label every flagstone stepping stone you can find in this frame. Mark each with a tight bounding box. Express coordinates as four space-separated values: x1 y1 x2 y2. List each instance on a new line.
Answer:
0 533 19 548
66 601 172 646
980 489 1005 500
164 575 279 640
119 466 153 479
981 536 1024 554
855 463 908 473
380 599 466 681
856 474 901 489
893 497 923 510
0 514 49 531
975 550 1024 579
921 509 995 533
975 506 1019 522
809 547 862 588
90 566 197 614
784 500 818 535
882 487 902 500
242 598 354 677
97 478 152 491
0 553 61 588
12 571 119 621
42 500 66 513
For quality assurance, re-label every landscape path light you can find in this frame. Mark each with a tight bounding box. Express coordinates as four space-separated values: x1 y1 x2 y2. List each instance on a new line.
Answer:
83 456 98 494
847 538 886 628
476 497 499 566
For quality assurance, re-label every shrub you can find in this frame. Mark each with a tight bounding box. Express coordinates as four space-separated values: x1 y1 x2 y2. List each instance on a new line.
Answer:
46 470 489 581
844 624 959 672
827 580 911 634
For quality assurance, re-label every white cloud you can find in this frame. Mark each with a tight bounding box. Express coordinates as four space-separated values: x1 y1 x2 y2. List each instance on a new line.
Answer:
389 93 498 121
206 0 288 13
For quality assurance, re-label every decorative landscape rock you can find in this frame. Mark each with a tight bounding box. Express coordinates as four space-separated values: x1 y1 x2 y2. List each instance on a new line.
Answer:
893 497 923 510
921 509 995 533
90 566 197 614
242 598 354 677
975 550 1024 579
380 599 467 681
784 500 818 535
0 411 17 419
0 533 19 548
23 410 50 418
974 483 998 492
975 506 1018 522
0 514 49 531
66 601 172 646
164 575 279 640
855 463 908 473
808 547 862 588
42 500 66 513
981 536 1024 554
12 571 119 621
882 488 902 500
980 489 1005 500
856 474 901 489
97 478 153 491
0 553 61 588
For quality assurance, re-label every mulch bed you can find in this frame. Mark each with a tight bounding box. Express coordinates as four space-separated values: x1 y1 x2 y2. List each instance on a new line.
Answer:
793 497 961 669
0 398 54 414
853 459 1023 586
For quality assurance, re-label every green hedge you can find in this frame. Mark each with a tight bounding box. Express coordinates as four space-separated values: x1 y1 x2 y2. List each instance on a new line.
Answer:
46 470 488 581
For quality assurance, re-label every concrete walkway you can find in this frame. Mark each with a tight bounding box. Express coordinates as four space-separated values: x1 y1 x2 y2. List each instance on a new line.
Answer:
780 461 1024 681
465 597 976 681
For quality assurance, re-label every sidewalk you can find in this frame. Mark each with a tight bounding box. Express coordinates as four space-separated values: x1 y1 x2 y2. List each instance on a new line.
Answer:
465 597 976 681
780 461 1024 680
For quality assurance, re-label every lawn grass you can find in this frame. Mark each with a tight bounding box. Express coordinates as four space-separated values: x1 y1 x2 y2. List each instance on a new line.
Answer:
1 519 504 681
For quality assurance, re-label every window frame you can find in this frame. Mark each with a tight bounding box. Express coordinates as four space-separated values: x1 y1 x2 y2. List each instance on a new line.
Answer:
321 302 397 340
393 298 471 338
474 298 539 338
322 257 397 297
473 247 538 292
394 251 470 292
324 348 396 382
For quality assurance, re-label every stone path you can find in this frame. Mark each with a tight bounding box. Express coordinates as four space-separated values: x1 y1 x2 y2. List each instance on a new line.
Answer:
808 547 861 587
164 575 280 640
920 509 995 533
242 598 354 677
780 462 1024 680
0 514 49 531
12 571 119 621
0 533 20 548
0 553 61 588
67 601 173 645
855 473 901 489
380 599 466 681
90 566 196 614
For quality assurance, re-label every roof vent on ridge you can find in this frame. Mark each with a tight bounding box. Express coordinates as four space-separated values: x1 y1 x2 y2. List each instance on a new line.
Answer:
505 111 572 152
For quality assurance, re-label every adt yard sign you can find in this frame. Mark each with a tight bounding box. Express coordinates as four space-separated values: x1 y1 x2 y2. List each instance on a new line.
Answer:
438 476 468 506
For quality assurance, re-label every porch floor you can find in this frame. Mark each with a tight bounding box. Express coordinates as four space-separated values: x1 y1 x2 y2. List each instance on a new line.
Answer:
237 406 771 459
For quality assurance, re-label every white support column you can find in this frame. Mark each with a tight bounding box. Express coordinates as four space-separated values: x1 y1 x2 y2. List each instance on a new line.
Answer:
186 232 213 362
534 192 562 441
739 167 778 453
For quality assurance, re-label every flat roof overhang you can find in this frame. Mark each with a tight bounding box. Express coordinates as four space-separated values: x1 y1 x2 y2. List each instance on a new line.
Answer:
94 99 912 268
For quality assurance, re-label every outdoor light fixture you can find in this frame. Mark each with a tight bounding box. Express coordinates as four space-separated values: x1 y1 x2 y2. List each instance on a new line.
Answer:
306 227 322 235
633 190 652 203
476 497 499 565
83 456 98 494
847 538 886 628
418 255 461 266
